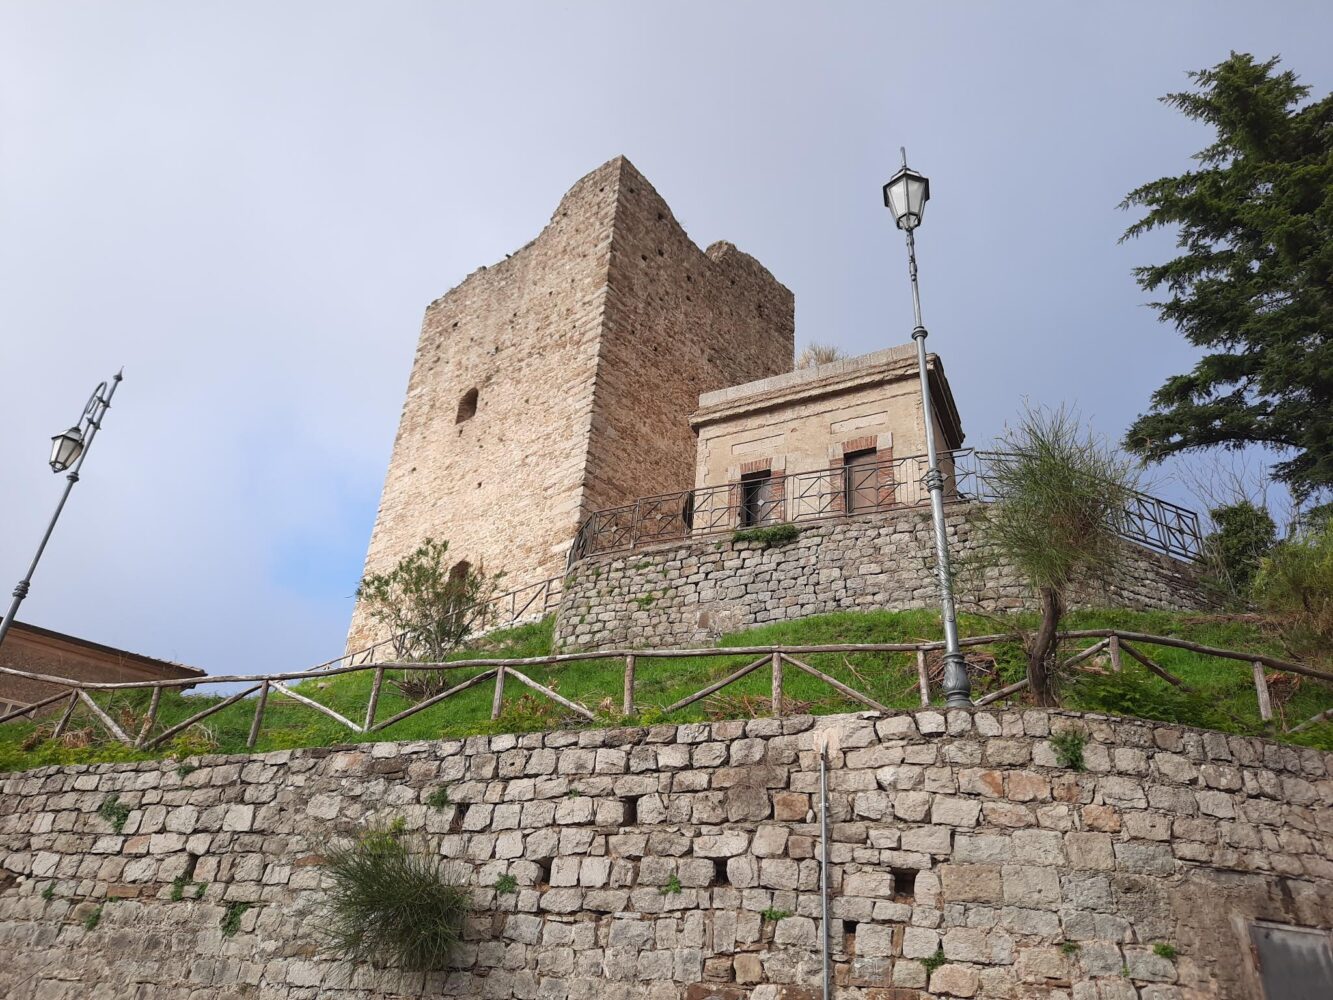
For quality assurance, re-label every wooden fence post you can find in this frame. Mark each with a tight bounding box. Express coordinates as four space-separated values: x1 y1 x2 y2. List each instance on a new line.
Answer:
135 687 163 749
1251 661 1273 722
52 691 79 739
1108 634 1123 672
771 651 783 717
364 667 386 731
916 649 930 707
76 691 132 745
491 665 507 721
247 682 270 749
623 654 636 717
1290 706 1333 734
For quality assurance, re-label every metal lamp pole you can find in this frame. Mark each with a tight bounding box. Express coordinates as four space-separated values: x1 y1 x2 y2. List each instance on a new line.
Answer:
883 152 971 708
0 370 124 650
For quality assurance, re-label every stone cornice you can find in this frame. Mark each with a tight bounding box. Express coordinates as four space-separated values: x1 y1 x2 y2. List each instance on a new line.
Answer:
690 344 965 449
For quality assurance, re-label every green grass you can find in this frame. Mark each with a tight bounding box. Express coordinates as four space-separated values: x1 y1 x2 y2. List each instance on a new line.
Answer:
732 523 801 546
2 609 1330 772
1049 728 1087 770
97 794 132 833
220 901 252 937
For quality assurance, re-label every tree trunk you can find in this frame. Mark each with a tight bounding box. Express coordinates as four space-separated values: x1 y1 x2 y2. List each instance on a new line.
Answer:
1027 586 1064 706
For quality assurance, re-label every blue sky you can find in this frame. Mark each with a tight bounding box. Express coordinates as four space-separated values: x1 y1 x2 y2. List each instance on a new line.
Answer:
2 2 1330 676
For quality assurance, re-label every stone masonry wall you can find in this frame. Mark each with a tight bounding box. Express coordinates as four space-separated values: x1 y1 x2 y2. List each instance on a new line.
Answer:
2 711 1331 999
555 503 1209 651
348 156 792 654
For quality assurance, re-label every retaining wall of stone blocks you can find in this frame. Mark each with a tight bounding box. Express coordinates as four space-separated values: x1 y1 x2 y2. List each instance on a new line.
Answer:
555 503 1210 651
2 710 1330 999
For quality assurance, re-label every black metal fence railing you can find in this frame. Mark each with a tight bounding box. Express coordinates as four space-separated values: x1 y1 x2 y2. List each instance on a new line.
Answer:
568 448 1203 566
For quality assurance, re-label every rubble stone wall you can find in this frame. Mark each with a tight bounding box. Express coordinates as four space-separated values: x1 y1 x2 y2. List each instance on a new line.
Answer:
2 710 1330 999
555 503 1209 650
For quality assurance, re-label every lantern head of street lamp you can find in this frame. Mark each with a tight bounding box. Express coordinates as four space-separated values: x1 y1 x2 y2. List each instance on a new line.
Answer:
49 426 84 473
883 163 930 232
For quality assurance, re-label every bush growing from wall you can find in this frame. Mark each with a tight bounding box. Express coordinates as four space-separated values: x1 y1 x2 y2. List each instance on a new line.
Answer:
320 820 471 971
732 523 801 546
794 343 847 369
1202 500 1277 601
1255 513 1333 663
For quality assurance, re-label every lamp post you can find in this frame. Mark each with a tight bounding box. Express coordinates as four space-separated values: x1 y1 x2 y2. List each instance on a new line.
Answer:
883 151 971 709
0 370 124 650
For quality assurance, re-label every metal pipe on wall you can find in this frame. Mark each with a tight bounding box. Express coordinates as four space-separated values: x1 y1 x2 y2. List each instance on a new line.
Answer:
819 741 831 1000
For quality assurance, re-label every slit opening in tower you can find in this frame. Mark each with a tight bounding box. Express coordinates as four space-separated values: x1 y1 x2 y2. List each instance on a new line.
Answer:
455 387 479 423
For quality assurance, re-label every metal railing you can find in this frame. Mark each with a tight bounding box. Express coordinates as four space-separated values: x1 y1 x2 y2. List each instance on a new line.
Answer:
1 629 1329 751
568 449 1204 565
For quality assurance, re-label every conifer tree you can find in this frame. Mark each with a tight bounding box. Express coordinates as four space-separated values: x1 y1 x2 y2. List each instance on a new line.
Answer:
1120 53 1333 502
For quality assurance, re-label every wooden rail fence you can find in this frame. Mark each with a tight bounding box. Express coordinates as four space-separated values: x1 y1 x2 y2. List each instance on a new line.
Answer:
2 629 1331 751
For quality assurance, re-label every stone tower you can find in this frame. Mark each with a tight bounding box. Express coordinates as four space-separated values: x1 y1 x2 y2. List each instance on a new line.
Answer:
347 156 794 652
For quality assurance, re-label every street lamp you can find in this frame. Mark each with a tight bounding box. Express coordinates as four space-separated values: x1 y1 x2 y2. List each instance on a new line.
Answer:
0 370 124 650
49 426 85 472
883 150 971 709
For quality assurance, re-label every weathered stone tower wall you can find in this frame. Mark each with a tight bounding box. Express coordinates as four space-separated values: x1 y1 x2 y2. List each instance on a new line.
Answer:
348 157 794 653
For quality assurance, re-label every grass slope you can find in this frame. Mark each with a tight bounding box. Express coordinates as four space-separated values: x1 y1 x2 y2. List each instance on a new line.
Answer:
2 608 1330 772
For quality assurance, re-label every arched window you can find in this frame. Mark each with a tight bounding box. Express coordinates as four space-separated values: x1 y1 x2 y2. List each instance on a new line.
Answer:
455 388 479 423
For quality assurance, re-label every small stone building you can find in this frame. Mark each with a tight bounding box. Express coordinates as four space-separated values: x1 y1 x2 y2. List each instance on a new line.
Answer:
0 621 203 717
689 344 963 529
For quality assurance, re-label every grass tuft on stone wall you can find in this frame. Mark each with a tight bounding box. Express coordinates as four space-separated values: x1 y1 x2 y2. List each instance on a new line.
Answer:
321 821 470 971
731 523 801 546
2 608 1331 771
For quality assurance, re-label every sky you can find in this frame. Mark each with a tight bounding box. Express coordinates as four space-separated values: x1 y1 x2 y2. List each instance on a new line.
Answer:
2 1 1330 677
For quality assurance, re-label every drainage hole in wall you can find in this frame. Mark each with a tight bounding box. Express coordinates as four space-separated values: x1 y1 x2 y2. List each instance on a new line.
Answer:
449 806 467 834
843 919 859 957
890 867 917 903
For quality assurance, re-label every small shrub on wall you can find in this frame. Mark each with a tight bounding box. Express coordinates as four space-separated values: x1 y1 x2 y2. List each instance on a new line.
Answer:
320 820 471 971
1254 513 1333 664
732 523 801 546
